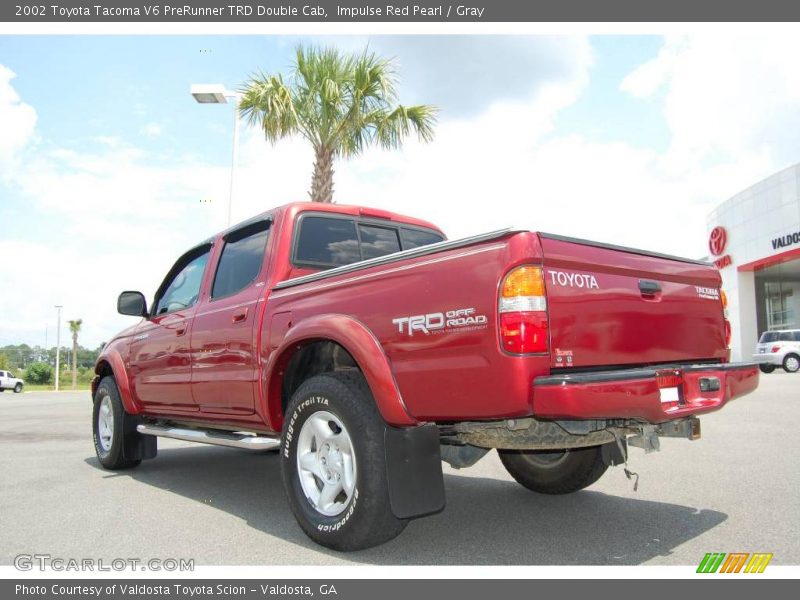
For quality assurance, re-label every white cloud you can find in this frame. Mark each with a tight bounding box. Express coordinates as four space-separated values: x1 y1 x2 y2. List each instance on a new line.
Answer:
140 122 162 137
0 64 37 173
622 35 800 172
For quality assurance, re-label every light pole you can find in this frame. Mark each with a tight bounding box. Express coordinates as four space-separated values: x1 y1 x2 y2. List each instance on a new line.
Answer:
191 83 242 227
54 305 62 391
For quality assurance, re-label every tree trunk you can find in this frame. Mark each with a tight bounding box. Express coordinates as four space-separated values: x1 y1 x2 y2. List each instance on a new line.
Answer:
309 146 334 203
71 333 77 390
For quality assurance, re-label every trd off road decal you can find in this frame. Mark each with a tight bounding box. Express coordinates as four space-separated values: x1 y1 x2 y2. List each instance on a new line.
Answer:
392 307 488 336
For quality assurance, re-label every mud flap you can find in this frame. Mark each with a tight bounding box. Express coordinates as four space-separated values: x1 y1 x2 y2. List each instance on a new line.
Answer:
601 438 627 466
384 423 446 519
123 417 157 461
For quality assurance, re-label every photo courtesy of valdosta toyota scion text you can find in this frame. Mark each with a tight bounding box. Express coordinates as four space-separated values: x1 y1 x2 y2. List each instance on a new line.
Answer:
0 4 799 586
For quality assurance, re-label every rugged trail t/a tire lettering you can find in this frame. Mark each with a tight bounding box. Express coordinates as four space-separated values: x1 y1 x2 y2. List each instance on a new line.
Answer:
92 376 142 470
498 445 609 495
280 371 406 551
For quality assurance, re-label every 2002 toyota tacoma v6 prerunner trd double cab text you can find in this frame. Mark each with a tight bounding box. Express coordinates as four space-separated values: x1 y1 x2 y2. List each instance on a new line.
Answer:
92 201 759 550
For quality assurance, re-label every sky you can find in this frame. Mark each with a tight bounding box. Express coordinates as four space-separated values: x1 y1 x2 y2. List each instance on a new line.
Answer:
1 33 800 348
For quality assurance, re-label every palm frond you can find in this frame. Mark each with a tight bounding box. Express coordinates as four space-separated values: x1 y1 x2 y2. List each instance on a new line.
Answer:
238 71 300 143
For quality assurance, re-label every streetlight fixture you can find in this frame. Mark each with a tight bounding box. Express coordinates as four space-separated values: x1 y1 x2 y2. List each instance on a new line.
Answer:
54 305 62 391
191 83 242 227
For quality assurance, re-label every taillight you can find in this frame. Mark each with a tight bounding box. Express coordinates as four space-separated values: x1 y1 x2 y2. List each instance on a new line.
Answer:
772 345 781 353
721 288 731 347
499 266 548 354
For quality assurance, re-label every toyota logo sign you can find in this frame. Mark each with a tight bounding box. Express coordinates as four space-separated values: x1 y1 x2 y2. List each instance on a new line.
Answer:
709 227 727 256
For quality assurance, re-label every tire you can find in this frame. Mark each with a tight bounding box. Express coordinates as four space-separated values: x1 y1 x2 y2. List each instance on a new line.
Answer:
281 371 405 551
92 376 141 470
759 364 776 374
783 354 800 373
13 383 23 393
498 446 609 495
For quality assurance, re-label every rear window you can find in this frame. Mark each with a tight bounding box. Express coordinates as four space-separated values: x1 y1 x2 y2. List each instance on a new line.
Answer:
760 331 800 343
358 224 401 260
294 214 445 269
400 227 444 249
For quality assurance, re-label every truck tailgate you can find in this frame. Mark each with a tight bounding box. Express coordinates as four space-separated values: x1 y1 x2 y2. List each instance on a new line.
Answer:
539 233 728 369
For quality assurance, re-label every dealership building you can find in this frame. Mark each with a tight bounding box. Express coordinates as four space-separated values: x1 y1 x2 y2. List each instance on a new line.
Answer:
706 162 800 362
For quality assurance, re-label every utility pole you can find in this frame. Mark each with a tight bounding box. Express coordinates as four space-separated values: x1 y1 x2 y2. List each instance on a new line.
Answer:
54 305 62 391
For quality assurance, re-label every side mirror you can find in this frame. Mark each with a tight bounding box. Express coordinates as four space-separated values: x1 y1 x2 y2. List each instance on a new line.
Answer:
117 291 148 317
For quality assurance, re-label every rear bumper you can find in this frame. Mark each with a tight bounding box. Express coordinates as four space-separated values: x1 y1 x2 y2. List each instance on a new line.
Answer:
752 353 782 366
533 362 759 423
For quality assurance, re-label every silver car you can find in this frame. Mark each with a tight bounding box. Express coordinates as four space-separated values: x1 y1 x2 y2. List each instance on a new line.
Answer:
0 370 25 392
753 329 800 373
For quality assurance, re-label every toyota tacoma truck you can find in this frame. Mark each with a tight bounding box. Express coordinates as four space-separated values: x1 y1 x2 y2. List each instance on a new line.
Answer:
92 201 759 551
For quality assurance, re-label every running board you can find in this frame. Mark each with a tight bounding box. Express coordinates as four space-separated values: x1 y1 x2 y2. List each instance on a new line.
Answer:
137 424 280 451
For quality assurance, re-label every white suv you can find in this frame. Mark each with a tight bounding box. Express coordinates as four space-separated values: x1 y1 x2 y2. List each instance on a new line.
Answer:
753 329 800 374
0 370 25 393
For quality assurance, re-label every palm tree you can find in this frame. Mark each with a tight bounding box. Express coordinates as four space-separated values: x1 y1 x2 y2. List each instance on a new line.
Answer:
239 46 438 203
68 319 82 390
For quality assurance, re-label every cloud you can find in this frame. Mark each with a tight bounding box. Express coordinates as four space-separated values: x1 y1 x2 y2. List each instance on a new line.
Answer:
302 35 594 117
0 64 37 173
621 34 800 171
140 122 163 137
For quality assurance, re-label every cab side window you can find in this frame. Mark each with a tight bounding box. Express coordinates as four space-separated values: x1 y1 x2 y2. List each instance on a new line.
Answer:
295 216 360 268
211 221 271 299
154 248 210 316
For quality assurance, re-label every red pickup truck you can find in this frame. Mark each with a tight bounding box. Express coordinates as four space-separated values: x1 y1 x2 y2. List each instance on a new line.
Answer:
92 201 758 551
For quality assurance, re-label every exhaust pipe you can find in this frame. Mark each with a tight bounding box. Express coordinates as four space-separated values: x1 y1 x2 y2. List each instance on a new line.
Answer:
137 424 280 451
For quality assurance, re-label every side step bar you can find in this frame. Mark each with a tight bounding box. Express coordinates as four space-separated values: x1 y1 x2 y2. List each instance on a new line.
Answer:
137 424 280 451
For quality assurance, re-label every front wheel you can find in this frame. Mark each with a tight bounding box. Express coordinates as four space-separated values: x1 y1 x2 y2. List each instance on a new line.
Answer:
759 364 776 374
498 446 609 495
92 376 141 470
281 371 405 551
783 354 800 373
13 383 23 393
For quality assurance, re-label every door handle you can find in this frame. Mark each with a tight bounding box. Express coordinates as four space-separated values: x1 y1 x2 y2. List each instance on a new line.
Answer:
175 323 187 336
232 308 248 323
639 280 661 295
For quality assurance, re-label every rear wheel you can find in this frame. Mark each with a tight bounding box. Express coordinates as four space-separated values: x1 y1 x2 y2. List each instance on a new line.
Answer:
92 376 141 470
759 364 776 374
498 446 609 494
783 354 800 373
281 371 405 551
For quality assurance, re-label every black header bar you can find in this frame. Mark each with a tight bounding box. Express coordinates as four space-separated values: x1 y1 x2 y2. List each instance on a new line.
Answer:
5 0 800 22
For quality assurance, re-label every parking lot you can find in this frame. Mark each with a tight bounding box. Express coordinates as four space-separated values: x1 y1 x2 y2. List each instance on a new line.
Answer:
1 374 798 566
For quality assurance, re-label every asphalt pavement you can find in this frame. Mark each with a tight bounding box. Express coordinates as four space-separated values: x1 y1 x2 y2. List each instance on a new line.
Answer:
0 373 797 566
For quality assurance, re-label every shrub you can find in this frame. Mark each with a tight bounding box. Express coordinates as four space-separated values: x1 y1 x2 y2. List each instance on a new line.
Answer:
25 362 54 385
